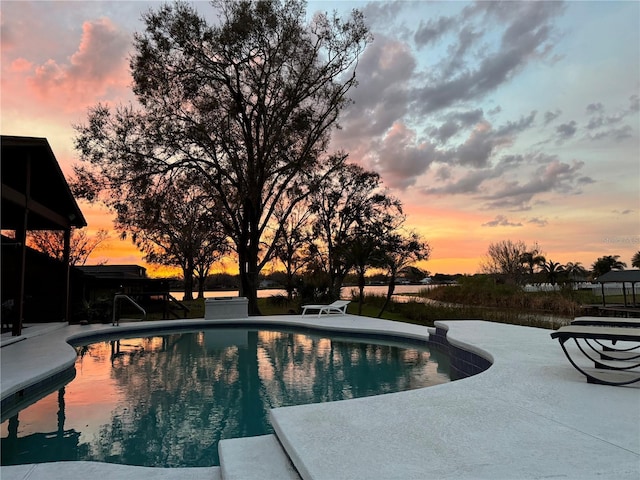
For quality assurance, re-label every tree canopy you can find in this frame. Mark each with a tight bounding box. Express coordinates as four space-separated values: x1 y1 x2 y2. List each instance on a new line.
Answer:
72 0 372 313
480 239 528 282
591 255 626 278
117 173 228 300
308 163 402 300
27 229 108 266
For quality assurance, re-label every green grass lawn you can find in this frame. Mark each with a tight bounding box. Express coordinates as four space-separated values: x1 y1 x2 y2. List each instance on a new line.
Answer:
145 296 406 322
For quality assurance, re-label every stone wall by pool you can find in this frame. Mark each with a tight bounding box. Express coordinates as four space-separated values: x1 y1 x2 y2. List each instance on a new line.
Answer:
430 323 493 379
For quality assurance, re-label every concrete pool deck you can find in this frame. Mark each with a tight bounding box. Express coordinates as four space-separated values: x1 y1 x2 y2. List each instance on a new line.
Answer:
1 316 639 479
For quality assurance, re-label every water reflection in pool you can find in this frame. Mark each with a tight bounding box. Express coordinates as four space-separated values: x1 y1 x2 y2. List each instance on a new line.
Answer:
1 328 450 467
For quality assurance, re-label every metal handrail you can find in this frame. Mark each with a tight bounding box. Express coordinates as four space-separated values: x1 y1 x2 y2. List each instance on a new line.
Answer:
112 294 147 326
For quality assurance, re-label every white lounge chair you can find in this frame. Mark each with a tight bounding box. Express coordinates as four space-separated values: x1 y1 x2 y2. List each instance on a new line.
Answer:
571 316 640 328
301 300 350 317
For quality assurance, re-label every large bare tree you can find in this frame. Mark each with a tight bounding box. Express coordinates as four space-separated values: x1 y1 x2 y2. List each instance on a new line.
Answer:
73 0 371 313
480 239 528 284
27 228 108 266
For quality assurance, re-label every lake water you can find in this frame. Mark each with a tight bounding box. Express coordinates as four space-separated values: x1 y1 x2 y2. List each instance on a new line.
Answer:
184 284 433 299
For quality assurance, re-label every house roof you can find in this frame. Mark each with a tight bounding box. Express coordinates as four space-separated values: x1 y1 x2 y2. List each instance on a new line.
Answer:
1 135 87 231
77 265 148 279
595 270 640 283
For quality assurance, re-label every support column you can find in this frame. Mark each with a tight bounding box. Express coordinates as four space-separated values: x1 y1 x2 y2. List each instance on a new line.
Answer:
63 227 71 323
13 155 31 336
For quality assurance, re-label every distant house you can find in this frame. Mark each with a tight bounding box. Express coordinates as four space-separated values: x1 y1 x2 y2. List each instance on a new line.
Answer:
75 264 169 304
74 265 173 323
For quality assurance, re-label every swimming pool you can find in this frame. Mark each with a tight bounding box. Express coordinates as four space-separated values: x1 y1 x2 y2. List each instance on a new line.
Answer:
1 326 450 468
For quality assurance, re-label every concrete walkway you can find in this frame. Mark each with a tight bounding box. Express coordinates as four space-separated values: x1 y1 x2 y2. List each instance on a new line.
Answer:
1 317 639 479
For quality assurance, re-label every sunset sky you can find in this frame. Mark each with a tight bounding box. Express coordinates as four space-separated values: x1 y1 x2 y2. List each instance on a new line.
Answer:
2 0 639 277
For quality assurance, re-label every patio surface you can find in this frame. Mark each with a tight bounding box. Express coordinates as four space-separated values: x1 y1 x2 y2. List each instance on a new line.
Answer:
1 316 639 479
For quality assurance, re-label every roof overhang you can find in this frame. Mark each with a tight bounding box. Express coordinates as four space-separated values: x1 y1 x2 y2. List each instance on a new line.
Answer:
596 270 640 283
1 135 87 231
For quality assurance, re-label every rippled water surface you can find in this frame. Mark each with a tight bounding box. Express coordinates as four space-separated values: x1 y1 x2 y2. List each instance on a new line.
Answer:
1 327 450 467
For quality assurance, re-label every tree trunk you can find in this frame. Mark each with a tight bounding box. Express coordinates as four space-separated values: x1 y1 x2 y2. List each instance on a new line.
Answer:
238 247 261 315
182 261 194 301
357 268 366 315
196 274 205 299
329 273 345 302
286 265 294 301
378 277 396 318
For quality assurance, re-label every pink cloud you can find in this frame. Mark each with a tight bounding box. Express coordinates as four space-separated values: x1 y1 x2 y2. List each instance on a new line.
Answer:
373 121 438 189
69 18 130 81
10 58 33 72
26 17 131 111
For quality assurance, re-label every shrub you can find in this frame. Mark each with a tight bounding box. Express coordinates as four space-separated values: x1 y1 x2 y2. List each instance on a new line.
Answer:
418 275 581 319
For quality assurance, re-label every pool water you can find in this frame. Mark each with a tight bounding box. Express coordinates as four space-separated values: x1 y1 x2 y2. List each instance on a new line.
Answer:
1 327 450 467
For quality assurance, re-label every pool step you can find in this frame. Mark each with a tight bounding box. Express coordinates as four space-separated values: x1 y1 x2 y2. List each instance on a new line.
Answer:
218 434 301 480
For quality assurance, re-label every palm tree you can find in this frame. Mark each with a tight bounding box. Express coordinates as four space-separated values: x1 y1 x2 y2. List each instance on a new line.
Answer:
632 251 640 269
591 255 627 278
520 250 546 276
541 260 564 286
564 262 588 282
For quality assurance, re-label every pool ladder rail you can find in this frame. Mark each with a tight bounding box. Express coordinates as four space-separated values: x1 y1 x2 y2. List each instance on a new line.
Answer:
112 294 147 326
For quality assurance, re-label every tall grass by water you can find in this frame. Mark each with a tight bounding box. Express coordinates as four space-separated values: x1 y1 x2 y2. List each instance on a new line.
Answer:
419 276 588 313
347 293 573 330
261 275 608 329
